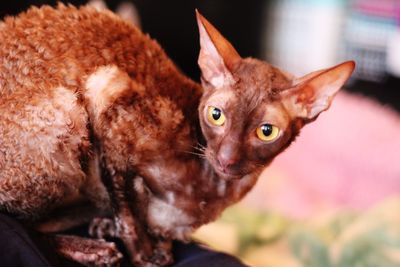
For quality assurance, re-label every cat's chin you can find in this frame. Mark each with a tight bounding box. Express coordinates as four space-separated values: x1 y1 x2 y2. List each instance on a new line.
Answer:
213 165 244 180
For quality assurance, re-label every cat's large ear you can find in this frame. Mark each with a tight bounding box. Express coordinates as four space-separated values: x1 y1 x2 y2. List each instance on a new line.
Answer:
196 10 241 88
283 61 355 120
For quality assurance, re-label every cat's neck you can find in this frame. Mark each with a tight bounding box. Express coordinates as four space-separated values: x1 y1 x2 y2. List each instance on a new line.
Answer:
195 154 259 206
179 155 259 225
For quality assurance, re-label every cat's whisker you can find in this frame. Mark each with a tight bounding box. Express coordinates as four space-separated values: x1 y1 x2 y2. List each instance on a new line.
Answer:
191 144 206 153
180 150 206 159
193 147 205 153
196 142 207 150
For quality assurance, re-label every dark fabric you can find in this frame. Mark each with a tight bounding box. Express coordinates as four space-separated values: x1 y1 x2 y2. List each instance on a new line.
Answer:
0 213 62 267
172 241 247 267
0 213 247 267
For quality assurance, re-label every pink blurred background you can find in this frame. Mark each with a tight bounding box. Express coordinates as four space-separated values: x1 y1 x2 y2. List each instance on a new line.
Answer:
245 90 400 218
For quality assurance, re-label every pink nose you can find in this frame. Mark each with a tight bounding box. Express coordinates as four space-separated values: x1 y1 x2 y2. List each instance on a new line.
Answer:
217 139 240 172
217 153 239 171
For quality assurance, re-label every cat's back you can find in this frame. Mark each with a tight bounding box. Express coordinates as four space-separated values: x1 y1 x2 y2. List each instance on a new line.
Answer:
0 4 168 96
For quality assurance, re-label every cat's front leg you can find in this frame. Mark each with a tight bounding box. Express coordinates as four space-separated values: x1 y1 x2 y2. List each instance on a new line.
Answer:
107 173 173 266
89 216 173 266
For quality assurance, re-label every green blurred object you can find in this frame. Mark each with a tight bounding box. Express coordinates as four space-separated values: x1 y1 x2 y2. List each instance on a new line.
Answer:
220 206 289 255
194 197 400 267
290 197 400 267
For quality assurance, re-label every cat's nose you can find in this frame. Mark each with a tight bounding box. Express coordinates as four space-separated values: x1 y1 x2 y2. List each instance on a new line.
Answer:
217 155 238 171
217 145 240 171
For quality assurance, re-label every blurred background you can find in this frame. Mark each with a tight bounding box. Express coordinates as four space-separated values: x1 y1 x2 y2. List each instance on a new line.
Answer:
1 0 400 266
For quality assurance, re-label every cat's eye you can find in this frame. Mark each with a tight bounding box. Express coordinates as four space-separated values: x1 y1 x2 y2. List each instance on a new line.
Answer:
207 106 225 126
256 124 280 142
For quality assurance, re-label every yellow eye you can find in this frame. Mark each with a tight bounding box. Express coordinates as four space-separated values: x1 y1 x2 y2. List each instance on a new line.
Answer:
256 124 280 142
207 106 226 126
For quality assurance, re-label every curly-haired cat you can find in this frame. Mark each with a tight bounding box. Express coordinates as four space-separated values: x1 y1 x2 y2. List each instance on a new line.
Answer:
0 4 355 266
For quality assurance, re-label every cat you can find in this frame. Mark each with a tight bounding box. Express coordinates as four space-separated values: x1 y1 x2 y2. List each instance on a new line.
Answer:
0 4 355 267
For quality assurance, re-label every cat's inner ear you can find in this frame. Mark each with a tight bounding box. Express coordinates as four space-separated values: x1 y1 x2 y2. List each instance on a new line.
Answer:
196 10 241 88
283 61 355 120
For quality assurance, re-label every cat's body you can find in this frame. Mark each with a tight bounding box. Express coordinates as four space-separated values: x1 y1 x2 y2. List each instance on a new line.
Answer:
0 4 355 266
0 4 200 217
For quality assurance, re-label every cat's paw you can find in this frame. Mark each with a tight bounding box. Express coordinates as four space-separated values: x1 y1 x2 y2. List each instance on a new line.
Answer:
54 235 123 266
150 248 173 266
133 251 173 267
89 217 117 239
75 240 123 266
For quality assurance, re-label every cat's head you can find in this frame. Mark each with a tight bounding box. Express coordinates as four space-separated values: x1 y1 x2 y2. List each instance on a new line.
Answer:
196 11 355 180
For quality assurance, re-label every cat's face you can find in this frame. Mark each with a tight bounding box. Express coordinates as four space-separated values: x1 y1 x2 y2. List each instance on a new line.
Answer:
196 12 355 179
199 59 297 179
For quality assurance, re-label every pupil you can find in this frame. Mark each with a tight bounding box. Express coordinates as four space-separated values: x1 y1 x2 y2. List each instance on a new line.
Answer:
212 108 221 120
262 124 273 136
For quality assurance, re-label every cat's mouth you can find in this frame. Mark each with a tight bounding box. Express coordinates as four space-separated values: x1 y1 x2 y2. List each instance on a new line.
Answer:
213 162 245 180
205 149 249 179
